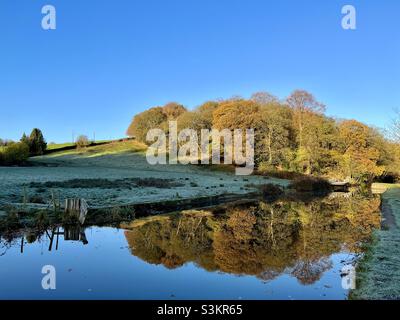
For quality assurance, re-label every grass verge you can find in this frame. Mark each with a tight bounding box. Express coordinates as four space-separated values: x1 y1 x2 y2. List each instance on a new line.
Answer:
350 186 400 300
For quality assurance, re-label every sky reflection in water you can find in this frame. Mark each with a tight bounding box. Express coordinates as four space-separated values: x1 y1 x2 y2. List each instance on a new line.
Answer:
0 194 381 300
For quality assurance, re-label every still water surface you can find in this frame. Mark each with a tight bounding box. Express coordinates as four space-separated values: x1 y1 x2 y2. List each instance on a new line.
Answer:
0 194 381 300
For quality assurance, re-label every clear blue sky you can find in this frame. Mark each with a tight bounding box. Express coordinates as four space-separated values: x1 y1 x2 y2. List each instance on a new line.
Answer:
1 0 399 142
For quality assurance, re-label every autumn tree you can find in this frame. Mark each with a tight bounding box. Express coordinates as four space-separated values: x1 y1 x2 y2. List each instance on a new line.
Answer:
384 141 400 179
127 107 167 143
162 102 187 120
338 120 385 182
125 91 399 180
286 90 326 149
195 101 220 130
176 111 206 133
212 100 261 130
258 103 293 169
295 114 339 175
211 100 260 164
176 101 222 136
251 91 278 105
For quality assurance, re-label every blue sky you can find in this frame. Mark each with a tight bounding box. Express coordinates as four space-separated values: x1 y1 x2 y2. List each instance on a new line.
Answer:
1 0 399 142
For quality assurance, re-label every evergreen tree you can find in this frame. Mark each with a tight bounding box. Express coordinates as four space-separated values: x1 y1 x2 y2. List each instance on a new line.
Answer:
29 128 47 155
20 132 30 146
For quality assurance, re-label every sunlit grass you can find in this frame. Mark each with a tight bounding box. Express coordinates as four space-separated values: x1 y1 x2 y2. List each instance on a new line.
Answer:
82 140 147 157
351 186 400 299
41 140 147 159
47 142 76 150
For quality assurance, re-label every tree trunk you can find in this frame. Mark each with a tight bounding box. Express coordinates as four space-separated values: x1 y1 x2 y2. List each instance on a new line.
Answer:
268 130 273 164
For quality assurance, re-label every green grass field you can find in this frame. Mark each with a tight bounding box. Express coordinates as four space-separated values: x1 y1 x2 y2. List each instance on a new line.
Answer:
47 142 76 150
47 140 118 152
2 140 126 154
79 140 147 155
43 139 147 158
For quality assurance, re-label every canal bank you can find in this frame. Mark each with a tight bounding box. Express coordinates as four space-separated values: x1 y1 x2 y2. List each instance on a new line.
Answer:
351 184 400 300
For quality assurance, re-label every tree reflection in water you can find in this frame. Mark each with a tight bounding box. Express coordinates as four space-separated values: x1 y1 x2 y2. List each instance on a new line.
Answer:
0 225 88 256
0 192 382 287
123 193 381 285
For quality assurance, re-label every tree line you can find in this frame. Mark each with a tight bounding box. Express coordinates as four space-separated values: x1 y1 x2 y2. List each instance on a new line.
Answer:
0 129 103 166
127 90 400 183
0 128 47 165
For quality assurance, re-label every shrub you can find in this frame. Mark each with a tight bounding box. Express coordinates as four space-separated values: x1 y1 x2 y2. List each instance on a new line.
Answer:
1 142 30 165
76 135 90 149
290 176 332 192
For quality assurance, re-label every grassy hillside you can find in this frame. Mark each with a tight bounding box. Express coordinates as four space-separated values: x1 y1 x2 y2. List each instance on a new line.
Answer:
47 142 76 150
41 140 147 158
80 140 147 155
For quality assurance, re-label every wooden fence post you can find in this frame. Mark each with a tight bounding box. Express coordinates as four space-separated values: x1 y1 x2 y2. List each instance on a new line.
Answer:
64 198 88 224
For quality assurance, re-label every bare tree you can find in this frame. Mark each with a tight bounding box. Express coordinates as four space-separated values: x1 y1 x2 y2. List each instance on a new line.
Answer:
286 90 326 148
251 91 278 105
286 90 325 113
76 135 90 149
389 109 400 142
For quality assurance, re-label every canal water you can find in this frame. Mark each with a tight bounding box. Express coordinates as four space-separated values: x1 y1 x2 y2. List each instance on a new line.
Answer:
0 193 381 299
